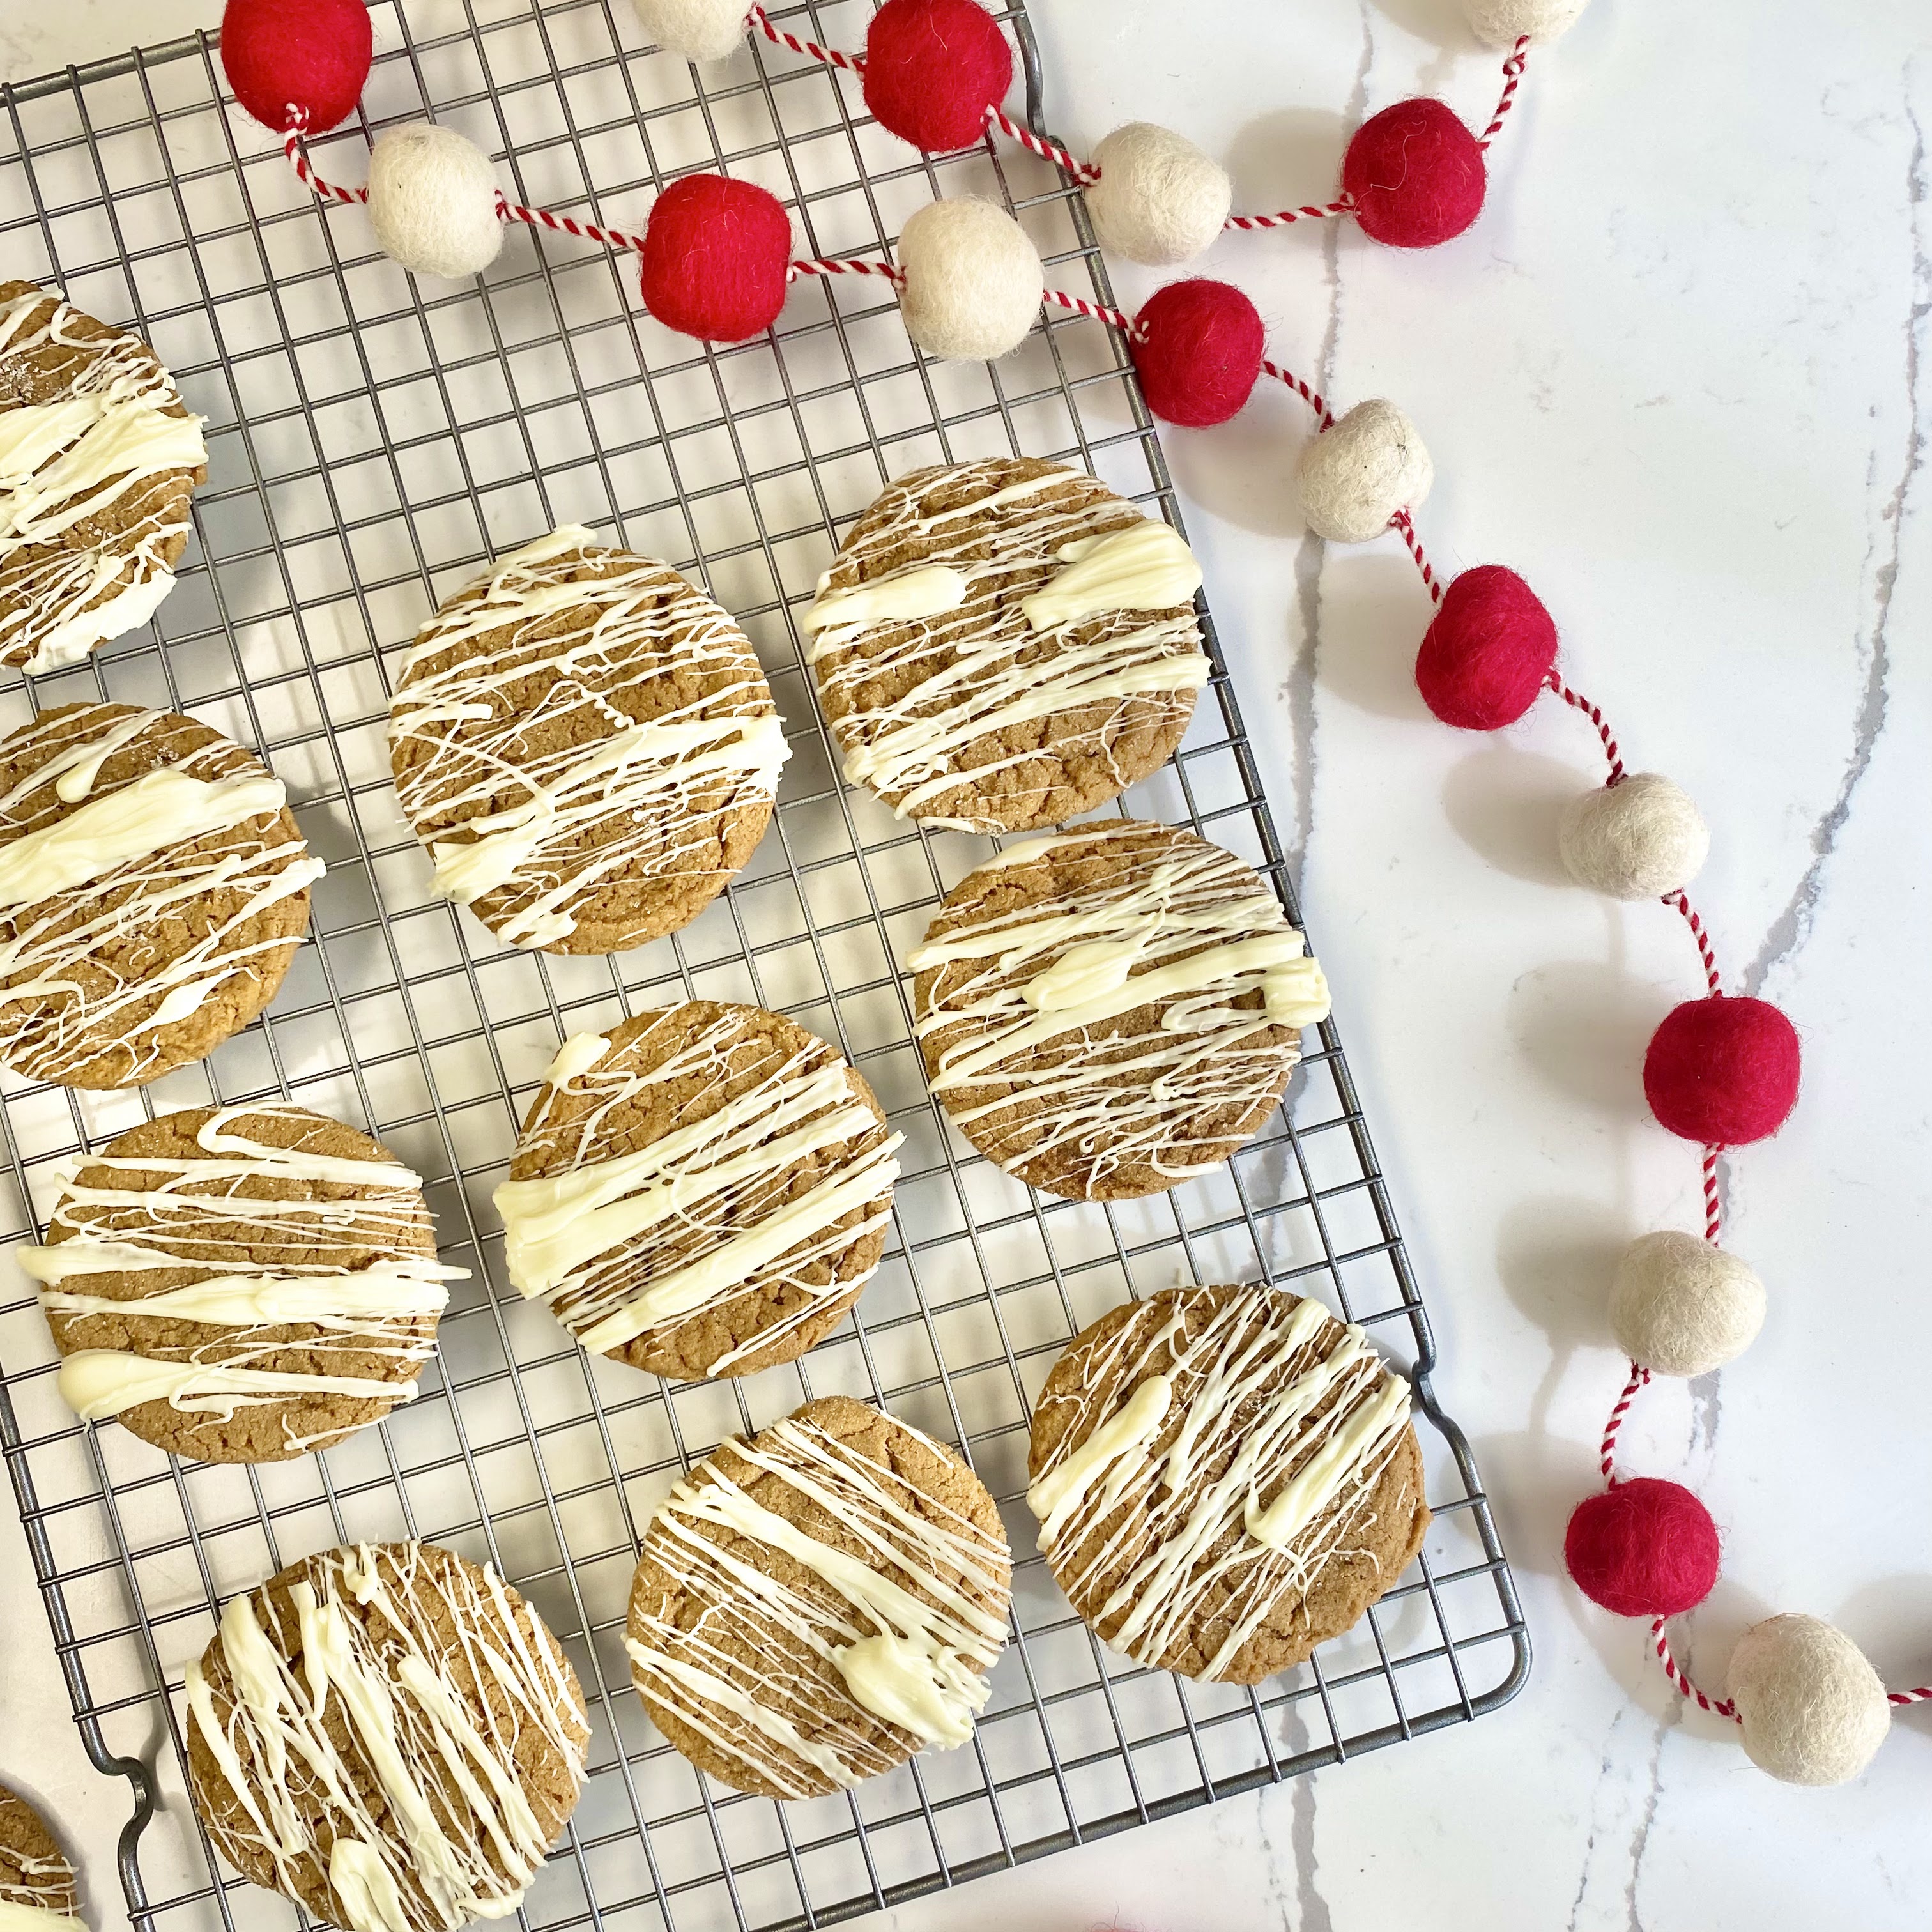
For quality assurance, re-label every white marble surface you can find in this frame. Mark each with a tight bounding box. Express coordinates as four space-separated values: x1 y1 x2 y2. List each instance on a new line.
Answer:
3 1 1928 1927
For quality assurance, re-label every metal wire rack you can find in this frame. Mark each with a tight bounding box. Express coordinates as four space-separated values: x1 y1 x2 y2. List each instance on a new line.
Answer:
0 3 1528 1929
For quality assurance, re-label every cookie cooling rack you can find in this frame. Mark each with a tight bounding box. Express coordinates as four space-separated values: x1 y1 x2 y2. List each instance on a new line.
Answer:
0 3 1528 1929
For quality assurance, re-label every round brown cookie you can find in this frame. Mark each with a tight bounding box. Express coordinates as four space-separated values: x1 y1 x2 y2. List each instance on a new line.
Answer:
804 457 1208 832
390 526 786 954
908 820 1330 1200
0 703 321 1089
0 1783 79 1922
1027 1284 1429 1683
495 1002 900 1380
0 280 207 676
185 1541 588 1931
626 1394 1012 1798
33 1102 454 1464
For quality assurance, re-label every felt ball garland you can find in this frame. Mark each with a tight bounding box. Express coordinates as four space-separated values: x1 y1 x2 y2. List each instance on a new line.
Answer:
218 0 1930 1779
227 0 1541 486
1400 540 1929 1775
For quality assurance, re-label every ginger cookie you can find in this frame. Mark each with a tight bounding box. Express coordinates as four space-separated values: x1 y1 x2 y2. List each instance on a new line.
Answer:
626 1394 1011 1798
0 1784 81 1930
803 458 1209 832
390 526 788 953
0 703 323 1089
1027 1284 1429 1683
495 1003 901 1381
184 1541 588 1932
26 1102 463 1464
0 281 207 676
908 820 1330 1200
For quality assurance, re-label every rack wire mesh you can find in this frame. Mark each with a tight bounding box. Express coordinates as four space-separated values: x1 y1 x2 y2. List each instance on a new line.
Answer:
0 4 1528 1930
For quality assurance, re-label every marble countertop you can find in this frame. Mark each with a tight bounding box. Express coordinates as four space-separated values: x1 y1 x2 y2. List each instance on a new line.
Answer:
2 1 1927 1928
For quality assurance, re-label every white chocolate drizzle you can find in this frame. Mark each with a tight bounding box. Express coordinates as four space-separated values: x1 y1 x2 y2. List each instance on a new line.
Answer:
0 1906 86 1932
32 1103 463 1453
541 1031 608 1087
799 564 965 634
495 1008 901 1373
0 707 325 1085
0 765 289 909
390 527 788 949
625 1409 1011 1794
0 1793 80 1932
910 823 1331 1195
1018 521 1202 631
805 461 1209 828
0 285 206 674
185 1542 586 1932
1027 1287 1416 1680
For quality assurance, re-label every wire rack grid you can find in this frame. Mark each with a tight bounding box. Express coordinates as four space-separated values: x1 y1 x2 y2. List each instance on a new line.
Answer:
0 4 1526 1931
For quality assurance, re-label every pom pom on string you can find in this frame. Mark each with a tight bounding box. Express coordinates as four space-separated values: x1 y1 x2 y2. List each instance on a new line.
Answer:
1298 397 1432 544
1128 279 1264 428
631 0 751 62
1564 1478 1721 1618
1342 98 1487 249
1414 564 1556 728
862 0 1013 153
896 199 1042 362
1560 772 1711 900
1463 0 1591 49
1609 1230 1765 1378
1084 123 1232 268
220 0 373 134
1726 1614 1891 1786
366 124 504 281
1644 995 1801 1146
640 173 793 342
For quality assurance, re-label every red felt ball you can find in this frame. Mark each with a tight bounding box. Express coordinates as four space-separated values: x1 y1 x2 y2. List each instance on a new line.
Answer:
862 0 1014 153
1643 995 1802 1147
1565 1479 1721 1618
1342 98 1487 249
640 174 793 342
220 0 373 134
1414 565 1558 729
1129 279 1265 428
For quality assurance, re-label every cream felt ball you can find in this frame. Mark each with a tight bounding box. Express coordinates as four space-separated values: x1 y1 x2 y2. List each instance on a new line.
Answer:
632 0 750 61
1084 123 1232 268
1298 399 1432 544
897 198 1041 362
1609 1230 1765 1377
1463 0 1591 49
1560 771 1710 900
1726 1614 1891 1786
367 125 505 281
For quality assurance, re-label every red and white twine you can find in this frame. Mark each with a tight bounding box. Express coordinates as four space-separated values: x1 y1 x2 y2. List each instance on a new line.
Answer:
748 3 864 75
497 195 650 256
1226 197 1355 233
282 112 365 204
1477 40 1530 148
